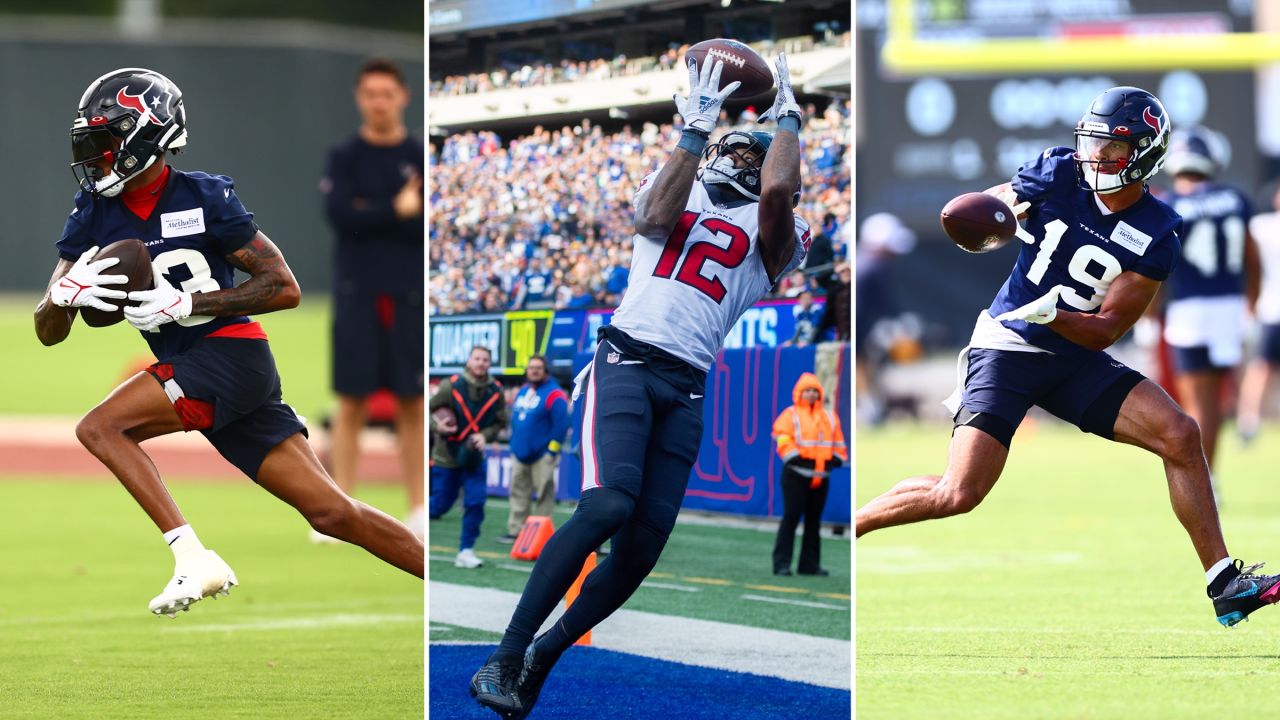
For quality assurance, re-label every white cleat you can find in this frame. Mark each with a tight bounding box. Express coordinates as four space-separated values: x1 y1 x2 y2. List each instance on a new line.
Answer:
148 549 238 618
455 548 483 569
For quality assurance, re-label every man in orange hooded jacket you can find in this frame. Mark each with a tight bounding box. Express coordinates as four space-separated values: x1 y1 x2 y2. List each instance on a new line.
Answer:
772 372 848 576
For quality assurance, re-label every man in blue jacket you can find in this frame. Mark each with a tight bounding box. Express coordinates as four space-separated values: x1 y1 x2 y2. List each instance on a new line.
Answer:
499 356 570 543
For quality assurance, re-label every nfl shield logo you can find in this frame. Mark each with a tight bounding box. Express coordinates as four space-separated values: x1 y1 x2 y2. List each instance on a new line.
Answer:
606 351 621 364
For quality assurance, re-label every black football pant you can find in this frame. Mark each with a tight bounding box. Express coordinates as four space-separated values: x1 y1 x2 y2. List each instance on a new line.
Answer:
772 464 830 573
494 327 704 662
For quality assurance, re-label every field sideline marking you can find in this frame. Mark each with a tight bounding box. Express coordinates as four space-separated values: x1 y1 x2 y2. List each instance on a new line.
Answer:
642 581 701 593
741 594 848 610
432 581 851 690
860 626 1240 636
165 613 422 633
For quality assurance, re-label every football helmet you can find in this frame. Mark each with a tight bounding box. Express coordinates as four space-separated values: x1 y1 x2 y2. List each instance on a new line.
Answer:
700 130 774 202
1165 125 1230 178
1073 86 1170 194
70 68 187 198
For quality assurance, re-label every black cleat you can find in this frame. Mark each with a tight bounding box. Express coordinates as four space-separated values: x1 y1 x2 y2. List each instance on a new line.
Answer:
515 634 563 718
1210 560 1280 627
470 659 523 718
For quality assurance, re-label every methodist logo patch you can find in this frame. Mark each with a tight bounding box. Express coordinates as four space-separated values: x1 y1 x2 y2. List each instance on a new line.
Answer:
160 208 206 238
1109 220 1153 256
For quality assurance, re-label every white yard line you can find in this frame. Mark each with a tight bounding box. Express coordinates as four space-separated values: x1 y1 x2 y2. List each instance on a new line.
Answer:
165 613 421 633
430 581 851 690
740 594 848 610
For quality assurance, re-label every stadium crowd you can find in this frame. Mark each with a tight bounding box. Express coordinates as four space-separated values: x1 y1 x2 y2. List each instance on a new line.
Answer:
428 99 850 316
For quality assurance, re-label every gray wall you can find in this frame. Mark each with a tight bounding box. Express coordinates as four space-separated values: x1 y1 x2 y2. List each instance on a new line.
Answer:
0 33 423 293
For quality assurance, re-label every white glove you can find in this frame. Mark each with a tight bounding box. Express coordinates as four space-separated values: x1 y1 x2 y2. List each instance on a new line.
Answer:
994 285 1067 325
124 271 192 332
759 52 802 125
51 246 128 312
984 187 1034 244
673 58 740 134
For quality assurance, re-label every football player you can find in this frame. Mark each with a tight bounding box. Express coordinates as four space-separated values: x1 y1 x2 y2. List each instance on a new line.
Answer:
855 87 1280 628
1159 126 1258 480
470 54 810 718
35 68 424 618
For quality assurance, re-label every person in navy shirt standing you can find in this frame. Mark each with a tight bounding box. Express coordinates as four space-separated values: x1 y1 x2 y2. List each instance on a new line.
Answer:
1159 126 1258 480
855 86 1280 628
499 356 570 544
321 57 427 541
36 67 424 619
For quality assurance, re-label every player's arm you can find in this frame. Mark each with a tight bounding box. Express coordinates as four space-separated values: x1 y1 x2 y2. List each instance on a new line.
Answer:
194 232 301 316
757 122 800 280
635 58 740 239
34 259 78 346
1046 271 1162 351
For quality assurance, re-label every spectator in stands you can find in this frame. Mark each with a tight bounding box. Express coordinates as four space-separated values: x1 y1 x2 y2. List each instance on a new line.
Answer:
785 291 824 347
818 261 851 343
498 356 570 544
429 346 508 569
320 57 425 540
771 373 847 576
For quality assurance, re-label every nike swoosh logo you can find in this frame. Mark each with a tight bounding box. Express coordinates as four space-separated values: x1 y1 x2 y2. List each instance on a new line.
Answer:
1228 581 1259 599
690 393 704 400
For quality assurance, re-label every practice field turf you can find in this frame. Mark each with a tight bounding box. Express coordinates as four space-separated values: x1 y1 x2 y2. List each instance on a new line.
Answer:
0 479 422 719
857 420 1280 720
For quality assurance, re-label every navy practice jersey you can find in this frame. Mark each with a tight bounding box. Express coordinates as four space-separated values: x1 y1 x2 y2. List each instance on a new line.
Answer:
57 169 258 362
988 147 1183 357
1165 182 1253 300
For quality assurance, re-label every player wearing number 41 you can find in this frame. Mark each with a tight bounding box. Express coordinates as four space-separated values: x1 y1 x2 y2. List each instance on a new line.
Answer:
471 53 810 719
35 68 424 618
856 86 1280 628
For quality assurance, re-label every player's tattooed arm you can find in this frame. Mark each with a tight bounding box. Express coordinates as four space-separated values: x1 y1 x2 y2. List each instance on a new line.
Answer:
757 122 801 280
34 258 78 346
190 232 301 317
634 147 701 239
1046 270 1161 351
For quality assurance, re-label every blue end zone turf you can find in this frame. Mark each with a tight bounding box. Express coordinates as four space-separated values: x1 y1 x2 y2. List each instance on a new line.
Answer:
432 644 850 719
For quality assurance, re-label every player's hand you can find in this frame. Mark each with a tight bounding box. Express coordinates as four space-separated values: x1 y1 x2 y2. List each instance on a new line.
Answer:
758 52 802 125
124 271 192 332
50 246 129 312
467 434 486 451
994 285 1067 325
983 187 1035 243
673 58 740 135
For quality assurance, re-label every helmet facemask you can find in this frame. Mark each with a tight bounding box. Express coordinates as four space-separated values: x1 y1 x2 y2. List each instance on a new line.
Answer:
700 131 769 201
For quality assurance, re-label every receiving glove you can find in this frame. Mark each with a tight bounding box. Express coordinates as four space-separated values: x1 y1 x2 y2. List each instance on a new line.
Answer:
673 58 741 134
758 52 802 125
983 187 1034 244
994 285 1067 325
50 246 128 312
124 271 192 332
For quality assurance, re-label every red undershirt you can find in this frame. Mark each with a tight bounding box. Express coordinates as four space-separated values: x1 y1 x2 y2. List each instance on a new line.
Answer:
120 165 170 220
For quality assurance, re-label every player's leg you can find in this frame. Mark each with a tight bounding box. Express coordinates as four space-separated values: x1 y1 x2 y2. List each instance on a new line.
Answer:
395 394 425 537
76 372 188 531
1238 358 1275 442
797 475 830 575
772 464 806 574
506 458 535 540
1110 378 1227 570
329 393 367 496
255 432 424 578
855 424 1008 537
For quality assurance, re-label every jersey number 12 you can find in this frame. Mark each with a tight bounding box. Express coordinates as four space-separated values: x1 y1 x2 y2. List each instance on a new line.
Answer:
653 211 750 304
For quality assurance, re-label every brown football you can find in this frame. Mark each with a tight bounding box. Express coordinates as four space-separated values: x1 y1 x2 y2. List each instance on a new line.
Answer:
684 38 774 99
80 238 154 327
940 192 1018 254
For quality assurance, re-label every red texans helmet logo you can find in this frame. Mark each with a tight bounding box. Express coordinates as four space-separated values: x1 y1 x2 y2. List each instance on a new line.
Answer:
1142 106 1164 134
116 82 161 126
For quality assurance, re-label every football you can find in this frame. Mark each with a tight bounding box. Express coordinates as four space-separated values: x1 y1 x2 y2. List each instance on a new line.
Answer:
431 406 458 434
80 238 154 327
940 192 1018 254
684 38 774 99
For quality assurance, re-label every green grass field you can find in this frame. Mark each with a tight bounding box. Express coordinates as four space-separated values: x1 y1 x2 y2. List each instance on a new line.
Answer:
857 420 1280 720
0 479 422 719
0 294 333 420
429 498 851 641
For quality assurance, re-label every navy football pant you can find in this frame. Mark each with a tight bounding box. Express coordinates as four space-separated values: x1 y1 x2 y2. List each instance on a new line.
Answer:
494 327 704 661
429 464 486 550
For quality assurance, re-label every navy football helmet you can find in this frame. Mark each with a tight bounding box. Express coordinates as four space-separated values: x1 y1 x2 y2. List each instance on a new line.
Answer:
701 130 771 201
70 68 187 197
1074 86 1170 194
1165 125 1230 178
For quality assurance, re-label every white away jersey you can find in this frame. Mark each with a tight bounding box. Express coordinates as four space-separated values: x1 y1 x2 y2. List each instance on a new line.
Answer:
611 171 810 371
